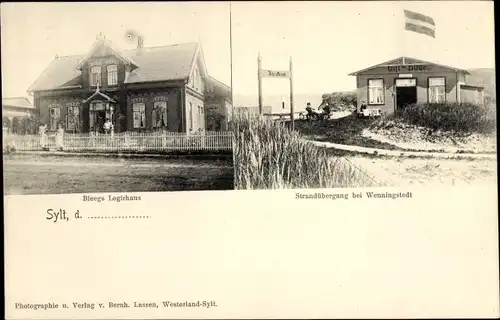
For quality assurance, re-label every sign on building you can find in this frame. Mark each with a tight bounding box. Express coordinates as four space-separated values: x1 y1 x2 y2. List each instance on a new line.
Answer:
388 64 430 73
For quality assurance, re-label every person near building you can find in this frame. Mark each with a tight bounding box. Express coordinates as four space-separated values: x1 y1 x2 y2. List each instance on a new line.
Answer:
55 124 64 151
358 101 368 118
360 101 367 112
39 124 48 150
305 102 316 120
103 118 112 135
319 101 331 116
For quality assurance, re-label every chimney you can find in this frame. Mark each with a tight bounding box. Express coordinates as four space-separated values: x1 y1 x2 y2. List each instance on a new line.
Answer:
137 36 144 49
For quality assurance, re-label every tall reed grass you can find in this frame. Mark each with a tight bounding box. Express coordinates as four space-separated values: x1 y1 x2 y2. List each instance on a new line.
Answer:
231 112 377 189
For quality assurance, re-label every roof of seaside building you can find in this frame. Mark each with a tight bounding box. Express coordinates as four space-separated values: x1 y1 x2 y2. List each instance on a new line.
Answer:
348 56 471 76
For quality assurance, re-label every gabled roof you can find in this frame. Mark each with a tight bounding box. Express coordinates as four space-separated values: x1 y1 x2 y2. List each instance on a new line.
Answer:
2 97 35 109
190 42 208 78
207 75 231 91
28 42 200 92
348 56 471 76
75 38 137 70
122 42 199 84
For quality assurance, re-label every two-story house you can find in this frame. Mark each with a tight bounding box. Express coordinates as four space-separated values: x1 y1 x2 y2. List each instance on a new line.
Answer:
27 34 231 134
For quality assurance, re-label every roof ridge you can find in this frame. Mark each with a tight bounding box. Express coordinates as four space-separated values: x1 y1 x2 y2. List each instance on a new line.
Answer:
122 41 198 52
47 42 199 58
3 96 30 100
54 53 85 59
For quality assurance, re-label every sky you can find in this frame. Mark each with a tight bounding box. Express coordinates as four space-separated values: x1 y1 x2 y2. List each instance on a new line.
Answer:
1 2 231 99
231 1 495 110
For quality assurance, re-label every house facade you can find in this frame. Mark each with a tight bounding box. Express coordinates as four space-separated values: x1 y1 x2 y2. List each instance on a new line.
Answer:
2 97 38 134
204 76 233 131
349 56 485 114
28 34 232 133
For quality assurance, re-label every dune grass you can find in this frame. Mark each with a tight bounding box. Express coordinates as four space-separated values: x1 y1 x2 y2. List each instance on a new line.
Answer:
231 112 378 189
388 102 496 134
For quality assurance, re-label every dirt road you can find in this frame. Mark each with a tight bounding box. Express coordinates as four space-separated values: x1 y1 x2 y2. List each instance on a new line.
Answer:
4 154 234 195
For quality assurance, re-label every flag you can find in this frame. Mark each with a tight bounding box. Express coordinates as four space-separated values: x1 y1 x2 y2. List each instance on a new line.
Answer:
404 10 436 38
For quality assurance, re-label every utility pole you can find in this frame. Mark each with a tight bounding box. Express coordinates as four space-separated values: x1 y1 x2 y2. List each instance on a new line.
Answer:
257 53 263 116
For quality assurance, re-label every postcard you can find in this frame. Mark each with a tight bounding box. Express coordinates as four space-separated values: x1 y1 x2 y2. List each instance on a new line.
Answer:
3 1 499 319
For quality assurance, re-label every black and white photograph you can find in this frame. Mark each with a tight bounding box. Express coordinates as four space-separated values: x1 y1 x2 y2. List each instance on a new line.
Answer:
3 2 499 320
230 1 496 189
2 2 234 195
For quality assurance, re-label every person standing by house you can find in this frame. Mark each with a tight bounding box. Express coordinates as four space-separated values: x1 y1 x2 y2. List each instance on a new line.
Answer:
55 124 64 151
104 118 112 135
39 124 48 150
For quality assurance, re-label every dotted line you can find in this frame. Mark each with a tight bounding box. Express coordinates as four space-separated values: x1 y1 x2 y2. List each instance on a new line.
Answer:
87 216 151 219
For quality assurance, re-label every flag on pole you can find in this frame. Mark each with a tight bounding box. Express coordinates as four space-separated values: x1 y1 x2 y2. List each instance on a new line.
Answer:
404 9 436 38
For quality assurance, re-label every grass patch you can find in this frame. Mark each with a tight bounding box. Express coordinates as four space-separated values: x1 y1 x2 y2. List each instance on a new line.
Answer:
231 112 379 189
386 102 496 134
294 113 408 151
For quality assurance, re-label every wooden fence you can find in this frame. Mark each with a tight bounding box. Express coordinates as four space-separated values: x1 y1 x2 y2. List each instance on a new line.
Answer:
3 131 233 152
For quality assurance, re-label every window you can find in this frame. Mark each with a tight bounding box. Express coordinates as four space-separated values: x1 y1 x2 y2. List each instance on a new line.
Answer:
368 79 384 105
152 101 168 128
133 103 146 128
90 66 101 87
49 105 61 131
395 79 417 87
66 106 80 131
198 105 204 130
107 65 118 86
428 77 446 103
189 102 193 131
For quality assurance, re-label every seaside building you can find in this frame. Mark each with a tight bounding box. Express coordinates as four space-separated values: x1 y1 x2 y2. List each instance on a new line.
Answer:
349 56 485 114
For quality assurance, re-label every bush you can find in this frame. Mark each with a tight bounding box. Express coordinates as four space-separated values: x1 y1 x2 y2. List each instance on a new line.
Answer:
231 111 377 189
321 91 357 111
391 102 496 134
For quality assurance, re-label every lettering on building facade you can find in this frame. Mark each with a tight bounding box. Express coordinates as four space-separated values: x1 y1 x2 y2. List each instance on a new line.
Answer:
387 65 430 73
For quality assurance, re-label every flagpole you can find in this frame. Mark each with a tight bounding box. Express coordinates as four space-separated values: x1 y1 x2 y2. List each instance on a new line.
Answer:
401 8 406 64
257 53 263 116
289 56 294 131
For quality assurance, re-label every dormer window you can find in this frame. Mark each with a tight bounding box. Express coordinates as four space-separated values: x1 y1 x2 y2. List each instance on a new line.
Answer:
90 66 101 87
107 65 118 86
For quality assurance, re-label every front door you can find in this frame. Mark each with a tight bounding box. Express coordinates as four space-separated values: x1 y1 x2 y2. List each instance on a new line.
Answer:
90 101 107 133
90 110 106 133
395 78 417 110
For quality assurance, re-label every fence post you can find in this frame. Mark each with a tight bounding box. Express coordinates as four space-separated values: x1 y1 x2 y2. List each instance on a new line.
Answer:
162 129 167 149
